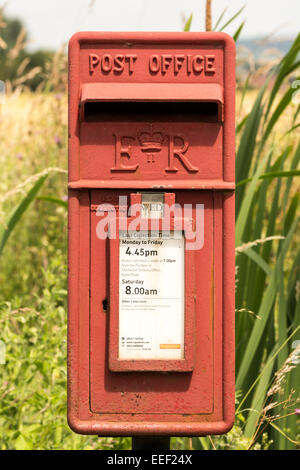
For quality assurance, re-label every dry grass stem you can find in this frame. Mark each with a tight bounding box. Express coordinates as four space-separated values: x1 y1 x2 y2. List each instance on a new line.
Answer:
236 236 285 254
8 27 26 60
205 0 212 31
267 345 300 397
0 167 67 203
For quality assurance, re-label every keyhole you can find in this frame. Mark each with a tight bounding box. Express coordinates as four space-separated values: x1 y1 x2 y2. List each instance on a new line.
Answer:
102 298 108 311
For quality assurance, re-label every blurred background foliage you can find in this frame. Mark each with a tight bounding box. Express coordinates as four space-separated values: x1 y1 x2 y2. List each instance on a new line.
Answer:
0 10 67 92
0 1 299 450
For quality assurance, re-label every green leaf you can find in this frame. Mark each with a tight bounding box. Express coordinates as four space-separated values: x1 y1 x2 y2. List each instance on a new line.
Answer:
281 144 300 213
233 21 245 42
183 14 193 32
236 114 248 134
238 73 251 119
284 122 300 135
0 174 48 257
236 150 270 247
217 4 246 32
284 192 299 235
37 195 67 208
244 351 275 438
213 7 227 31
262 86 299 146
237 325 300 414
236 84 266 214
236 170 300 187
269 422 300 445
236 217 299 389
265 34 300 119
240 248 272 276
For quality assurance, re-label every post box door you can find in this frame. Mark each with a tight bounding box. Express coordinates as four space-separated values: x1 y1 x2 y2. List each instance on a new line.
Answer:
89 189 217 416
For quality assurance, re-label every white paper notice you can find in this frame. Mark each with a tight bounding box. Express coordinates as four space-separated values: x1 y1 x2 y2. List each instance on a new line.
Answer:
119 231 185 360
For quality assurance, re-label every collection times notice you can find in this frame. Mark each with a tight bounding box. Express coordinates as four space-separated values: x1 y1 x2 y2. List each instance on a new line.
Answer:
118 231 185 360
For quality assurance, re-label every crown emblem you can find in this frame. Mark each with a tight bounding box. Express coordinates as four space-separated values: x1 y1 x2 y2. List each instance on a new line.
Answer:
138 131 164 153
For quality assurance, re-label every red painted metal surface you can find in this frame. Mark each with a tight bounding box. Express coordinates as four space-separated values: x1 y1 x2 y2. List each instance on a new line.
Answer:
68 32 235 436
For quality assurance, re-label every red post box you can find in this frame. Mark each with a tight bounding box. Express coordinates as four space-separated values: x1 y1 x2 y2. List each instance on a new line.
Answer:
68 32 235 436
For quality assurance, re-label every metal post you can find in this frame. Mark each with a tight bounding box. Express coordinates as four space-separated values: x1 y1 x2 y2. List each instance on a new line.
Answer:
132 436 170 450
